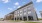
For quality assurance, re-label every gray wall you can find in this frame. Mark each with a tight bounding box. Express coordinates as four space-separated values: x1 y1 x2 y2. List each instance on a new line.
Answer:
14 4 38 21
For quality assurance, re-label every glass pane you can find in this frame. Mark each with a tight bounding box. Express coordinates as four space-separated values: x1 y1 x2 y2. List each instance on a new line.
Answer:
24 12 26 15
28 11 31 14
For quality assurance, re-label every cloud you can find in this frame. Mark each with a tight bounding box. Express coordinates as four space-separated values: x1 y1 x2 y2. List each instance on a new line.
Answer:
36 0 42 2
2 0 9 3
13 6 21 9
17 6 21 8
8 8 13 10
13 2 21 8
14 2 19 6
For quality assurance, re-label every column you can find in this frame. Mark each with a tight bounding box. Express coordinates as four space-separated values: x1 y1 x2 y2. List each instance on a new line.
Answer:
16 17 17 21
27 15 28 21
14 12 15 21
22 16 23 21
27 7 28 21
19 16 20 21
14 16 15 21
22 11 23 21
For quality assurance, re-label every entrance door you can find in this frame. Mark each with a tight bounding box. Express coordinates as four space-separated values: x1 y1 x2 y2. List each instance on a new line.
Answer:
28 16 33 20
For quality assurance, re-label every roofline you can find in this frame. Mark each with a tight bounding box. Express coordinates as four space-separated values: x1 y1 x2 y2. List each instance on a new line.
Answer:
14 1 33 11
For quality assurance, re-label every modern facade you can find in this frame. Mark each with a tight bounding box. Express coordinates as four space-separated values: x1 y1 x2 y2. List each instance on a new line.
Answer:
4 1 38 21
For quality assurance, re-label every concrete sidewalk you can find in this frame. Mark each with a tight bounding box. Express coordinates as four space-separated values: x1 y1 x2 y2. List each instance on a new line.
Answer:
0 20 42 23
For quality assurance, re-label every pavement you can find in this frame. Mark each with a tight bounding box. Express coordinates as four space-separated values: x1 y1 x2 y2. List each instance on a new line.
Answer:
0 20 24 23
0 20 42 23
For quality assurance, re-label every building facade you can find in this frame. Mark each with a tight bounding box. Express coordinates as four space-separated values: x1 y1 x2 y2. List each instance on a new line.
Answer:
40 11 42 18
4 2 38 21
14 2 38 21
4 12 14 20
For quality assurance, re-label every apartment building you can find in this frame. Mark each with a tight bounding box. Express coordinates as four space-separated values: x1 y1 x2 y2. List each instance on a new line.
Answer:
4 1 38 21
14 2 38 21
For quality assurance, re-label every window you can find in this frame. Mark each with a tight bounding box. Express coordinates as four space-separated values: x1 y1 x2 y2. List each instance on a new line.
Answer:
27 7 31 11
18 14 19 16
17 10 19 13
28 11 31 14
14 15 17 17
28 8 31 9
24 12 26 15
18 11 19 13
20 9 22 12
15 11 17 14
20 11 22 12
24 8 27 12
20 14 22 16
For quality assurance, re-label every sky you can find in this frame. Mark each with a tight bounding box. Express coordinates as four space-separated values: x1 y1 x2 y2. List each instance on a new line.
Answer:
0 0 42 18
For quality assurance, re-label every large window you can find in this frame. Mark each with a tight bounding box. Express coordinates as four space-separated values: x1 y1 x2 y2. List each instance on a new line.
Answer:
28 11 31 14
14 11 17 17
17 10 19 13
20 10 22 12
24 12 26 15
24 8 27 12
14 11 17 14
20 9 22 13
18 14 19 16
20 14 22 16
28 7 31 10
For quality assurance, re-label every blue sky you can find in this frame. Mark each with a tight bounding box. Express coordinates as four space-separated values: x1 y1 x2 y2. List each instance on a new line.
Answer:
0 0 42 18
